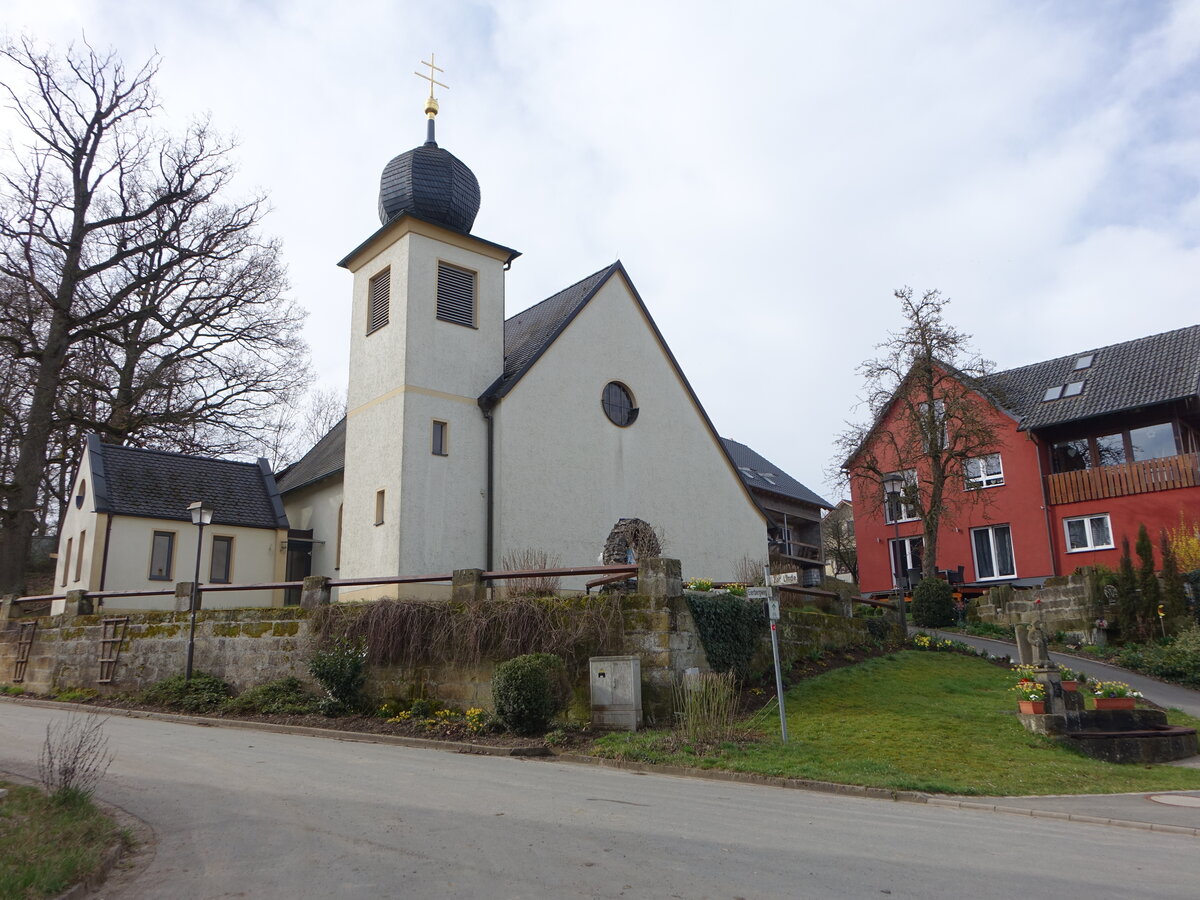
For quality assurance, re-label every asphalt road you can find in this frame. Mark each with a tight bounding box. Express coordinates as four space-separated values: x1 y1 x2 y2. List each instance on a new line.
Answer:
916 628 1200 717
1 703 1197 899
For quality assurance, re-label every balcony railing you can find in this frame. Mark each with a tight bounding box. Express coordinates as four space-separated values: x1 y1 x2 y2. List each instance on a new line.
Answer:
1045 452 1200 505
770 539 823 564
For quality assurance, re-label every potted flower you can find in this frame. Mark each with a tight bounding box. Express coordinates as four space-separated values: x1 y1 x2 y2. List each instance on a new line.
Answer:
1058 666 1085 692
1091 681 1142 710
1011 678 1047 714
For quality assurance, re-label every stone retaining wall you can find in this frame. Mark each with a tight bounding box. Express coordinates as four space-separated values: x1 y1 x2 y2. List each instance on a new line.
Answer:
969 573 1115 643
0 607 313 696
0 559 879 724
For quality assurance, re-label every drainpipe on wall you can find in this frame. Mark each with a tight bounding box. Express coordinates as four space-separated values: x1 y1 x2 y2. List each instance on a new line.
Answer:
97 512 114 597
479 398 495 571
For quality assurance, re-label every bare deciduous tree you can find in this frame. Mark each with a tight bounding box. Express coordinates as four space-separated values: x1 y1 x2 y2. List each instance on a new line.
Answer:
836 287 1000 578
0 38 309 591
822 504 858 583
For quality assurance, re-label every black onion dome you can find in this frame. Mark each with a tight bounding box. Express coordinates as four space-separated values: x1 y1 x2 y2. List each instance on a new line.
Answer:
377 143 481 233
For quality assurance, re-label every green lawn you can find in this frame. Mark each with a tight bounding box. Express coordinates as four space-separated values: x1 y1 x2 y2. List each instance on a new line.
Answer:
0 782 123 898
591 651 1200 795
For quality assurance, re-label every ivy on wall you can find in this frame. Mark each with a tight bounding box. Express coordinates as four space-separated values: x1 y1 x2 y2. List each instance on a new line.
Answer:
684 591 765 680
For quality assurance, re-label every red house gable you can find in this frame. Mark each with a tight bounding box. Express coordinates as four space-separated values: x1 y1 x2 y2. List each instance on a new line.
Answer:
848 325 1200 595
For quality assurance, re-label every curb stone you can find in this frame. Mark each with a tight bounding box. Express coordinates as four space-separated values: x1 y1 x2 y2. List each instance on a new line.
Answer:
0 695 549 757
54 840 123 900
547 752 929 802
924 797 1200 837
8 697 1196 837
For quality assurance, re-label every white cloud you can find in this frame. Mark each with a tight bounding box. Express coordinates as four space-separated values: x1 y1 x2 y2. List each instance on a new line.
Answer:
2 0 1198 504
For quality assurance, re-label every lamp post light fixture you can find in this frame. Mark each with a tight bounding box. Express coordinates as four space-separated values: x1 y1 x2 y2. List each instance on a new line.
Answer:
881 473 908 632
185 500 214 681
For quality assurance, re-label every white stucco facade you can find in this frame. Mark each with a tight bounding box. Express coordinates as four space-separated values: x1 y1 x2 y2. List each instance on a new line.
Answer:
492 271 767 584
339 219 511 598
52 440 288 612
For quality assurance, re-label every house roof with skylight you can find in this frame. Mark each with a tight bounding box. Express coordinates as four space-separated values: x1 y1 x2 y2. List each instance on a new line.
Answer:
981 324 1200 431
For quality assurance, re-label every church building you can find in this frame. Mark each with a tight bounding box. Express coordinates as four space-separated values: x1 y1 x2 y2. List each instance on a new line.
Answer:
51 71 808 605
279 80 769 598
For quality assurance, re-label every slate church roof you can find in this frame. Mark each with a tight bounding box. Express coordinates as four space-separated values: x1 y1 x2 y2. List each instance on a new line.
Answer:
980 324 1200 431
721 438 833 509
480 263 621 404
85 435 288 529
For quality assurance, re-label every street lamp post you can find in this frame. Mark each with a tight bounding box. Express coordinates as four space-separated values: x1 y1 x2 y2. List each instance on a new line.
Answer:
185 500 214 681
882 474 907 632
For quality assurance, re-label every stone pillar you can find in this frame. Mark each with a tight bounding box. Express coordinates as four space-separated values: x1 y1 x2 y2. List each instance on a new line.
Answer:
452 568 485 605
175 582 197 613
299 575 331 610
1014 623 1031 665
637 558 682 605
0 594 14 628
61 590 93 620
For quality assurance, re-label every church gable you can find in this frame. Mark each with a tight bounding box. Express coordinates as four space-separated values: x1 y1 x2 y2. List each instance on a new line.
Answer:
491 265 767 582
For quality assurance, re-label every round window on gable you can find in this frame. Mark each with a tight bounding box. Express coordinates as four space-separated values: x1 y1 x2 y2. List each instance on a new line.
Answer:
602 382 638 427
75 479 87 509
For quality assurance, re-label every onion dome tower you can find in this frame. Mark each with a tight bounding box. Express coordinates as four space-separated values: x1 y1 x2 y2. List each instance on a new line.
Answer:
377 56 481 233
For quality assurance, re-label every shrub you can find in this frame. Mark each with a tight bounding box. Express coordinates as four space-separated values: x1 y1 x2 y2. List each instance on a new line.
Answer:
672 671 737 745
500 547 562 598
965 621 1013 639
223 677 320 715
37 712 112 803
309 638 368 715
491 652 566 735
1116 625 1200 687
910 577 955 627
685 592 764 680
140 672 232 712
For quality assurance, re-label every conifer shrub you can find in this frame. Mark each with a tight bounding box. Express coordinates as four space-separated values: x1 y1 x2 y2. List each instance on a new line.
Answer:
911 576 955 628
491 652 567 735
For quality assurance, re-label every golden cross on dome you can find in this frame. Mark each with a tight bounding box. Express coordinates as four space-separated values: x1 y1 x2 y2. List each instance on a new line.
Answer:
414 53 449 118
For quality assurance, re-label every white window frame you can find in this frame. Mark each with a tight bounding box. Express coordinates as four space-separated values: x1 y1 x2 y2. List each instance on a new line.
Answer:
964 453 1004 489
971 524 1016 581
1064 514 1114 552
883 470 919 524
889 535 924 588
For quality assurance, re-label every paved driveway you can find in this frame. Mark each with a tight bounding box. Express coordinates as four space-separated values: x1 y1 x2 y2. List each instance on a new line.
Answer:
1 703 1197 899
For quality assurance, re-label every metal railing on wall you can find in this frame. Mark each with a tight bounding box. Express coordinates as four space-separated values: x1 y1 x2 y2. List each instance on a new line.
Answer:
5 563 642 613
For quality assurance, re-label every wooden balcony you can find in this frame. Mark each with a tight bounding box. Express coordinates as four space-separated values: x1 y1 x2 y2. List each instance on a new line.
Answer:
1045 452 1200 504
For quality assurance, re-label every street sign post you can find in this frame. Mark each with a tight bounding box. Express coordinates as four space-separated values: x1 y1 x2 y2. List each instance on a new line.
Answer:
752 571 788 743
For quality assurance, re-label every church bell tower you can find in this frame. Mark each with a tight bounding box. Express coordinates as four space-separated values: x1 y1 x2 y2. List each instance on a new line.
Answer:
338 55 519 594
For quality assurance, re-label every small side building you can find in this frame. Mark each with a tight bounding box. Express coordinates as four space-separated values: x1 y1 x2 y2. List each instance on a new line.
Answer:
53 435 290 611
721 438 833 586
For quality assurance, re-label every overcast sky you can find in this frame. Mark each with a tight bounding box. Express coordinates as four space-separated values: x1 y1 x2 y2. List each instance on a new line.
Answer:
4 1 1199 504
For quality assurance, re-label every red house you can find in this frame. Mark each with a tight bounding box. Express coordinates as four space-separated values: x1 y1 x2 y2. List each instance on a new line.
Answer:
849 325 1200 596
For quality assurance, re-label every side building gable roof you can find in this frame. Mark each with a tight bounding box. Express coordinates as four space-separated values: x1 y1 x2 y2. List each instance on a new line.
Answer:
275 418 347 494
981 324 1200 432
86 435 288 529
722 438 833 510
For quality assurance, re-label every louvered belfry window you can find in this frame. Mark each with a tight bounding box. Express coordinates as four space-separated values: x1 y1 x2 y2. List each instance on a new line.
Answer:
368 268 390 333
436 262 475 327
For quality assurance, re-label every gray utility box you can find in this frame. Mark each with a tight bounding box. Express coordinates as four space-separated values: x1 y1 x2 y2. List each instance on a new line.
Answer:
589 655 642 731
